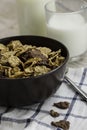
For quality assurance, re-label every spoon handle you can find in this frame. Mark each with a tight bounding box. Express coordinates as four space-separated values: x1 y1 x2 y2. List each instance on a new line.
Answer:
65 76 87 102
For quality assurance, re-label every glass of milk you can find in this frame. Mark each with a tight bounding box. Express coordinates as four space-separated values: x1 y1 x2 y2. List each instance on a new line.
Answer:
16 0 50 36
45 0 87 62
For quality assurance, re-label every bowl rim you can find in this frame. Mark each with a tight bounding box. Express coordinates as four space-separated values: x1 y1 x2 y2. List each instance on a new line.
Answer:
0 35 69 80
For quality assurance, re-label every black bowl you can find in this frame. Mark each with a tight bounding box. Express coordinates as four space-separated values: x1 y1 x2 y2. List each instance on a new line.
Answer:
0 35 69 107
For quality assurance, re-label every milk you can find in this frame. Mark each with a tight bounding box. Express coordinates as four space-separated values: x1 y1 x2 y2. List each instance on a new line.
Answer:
47 14 87 57
16 0 49 36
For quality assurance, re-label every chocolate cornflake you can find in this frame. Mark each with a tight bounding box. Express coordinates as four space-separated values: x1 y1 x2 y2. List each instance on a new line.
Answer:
49 110 59 117
19 48 48 63
0 40 65 78
51 120 70 130
53 101 70 109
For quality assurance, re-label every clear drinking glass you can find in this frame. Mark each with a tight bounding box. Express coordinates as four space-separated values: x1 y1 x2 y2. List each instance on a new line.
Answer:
16 0 50 36
45 0 87 63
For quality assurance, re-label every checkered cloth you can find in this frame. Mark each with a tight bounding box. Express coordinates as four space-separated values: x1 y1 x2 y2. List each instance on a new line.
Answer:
0 67 87 130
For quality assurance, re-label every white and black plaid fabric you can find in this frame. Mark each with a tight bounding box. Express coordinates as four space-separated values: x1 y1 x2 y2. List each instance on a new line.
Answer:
0 68 87 130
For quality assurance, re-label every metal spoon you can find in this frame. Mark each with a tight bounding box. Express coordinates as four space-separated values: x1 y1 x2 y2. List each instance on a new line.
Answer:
64 75 87 102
